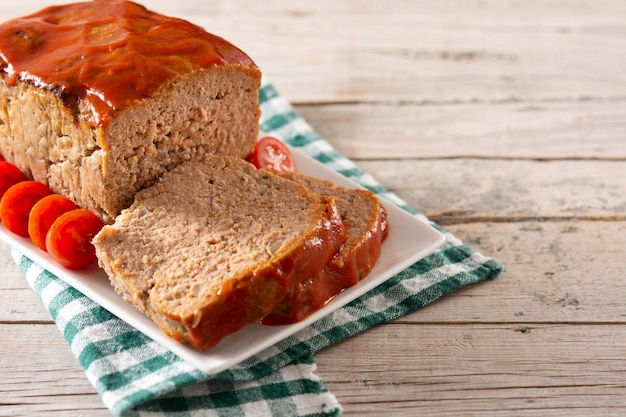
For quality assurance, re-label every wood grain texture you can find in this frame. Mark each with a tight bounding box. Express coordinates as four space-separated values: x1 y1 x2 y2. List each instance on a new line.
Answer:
0 0 624 416
295 102 626 160
316 323 626 416
0 324 110 417
357 159 626 222
406 222 626 324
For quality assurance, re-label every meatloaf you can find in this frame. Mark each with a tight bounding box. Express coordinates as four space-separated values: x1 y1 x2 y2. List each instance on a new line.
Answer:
93 156 346 350
0 0 261 222
263 172 389 325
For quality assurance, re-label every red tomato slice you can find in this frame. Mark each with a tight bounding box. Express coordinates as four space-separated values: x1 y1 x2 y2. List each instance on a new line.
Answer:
0 181 53 237
0 161 28 200
247 136 297 173
46 209 104 269
28 194 79 251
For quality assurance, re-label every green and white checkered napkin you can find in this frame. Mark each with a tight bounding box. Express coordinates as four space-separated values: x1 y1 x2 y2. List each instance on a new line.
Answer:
8 81 503 417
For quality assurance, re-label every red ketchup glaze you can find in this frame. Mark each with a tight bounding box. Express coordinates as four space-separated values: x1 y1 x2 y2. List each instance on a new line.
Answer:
262 204 389 325
0 0 257 126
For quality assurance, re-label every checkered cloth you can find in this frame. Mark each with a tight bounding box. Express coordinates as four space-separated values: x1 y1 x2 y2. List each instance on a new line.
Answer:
8 81 503 417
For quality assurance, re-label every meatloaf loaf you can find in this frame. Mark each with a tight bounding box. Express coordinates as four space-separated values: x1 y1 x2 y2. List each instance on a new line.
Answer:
0 0 261 222
93 155 346 350
263 172 389 325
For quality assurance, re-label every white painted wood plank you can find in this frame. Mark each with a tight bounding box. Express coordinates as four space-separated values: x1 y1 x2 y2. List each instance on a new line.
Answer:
358 159 626 221
295 101 626 160
316 322 626 416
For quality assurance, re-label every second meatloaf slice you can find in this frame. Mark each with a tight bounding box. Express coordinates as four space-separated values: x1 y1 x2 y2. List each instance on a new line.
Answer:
93 155 345 350
262 172 389 325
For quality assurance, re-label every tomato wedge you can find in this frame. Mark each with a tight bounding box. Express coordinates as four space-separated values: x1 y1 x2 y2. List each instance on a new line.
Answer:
46 208 104 269
0 161 28 200
0 181 53 237
28 194 79 251
247 136 297 173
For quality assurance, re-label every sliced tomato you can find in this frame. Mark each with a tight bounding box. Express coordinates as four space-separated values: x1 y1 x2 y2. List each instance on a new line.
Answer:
46 209 104 269
247 136 297 173
0 181 53 237
28 194 79 251
0 161 28 200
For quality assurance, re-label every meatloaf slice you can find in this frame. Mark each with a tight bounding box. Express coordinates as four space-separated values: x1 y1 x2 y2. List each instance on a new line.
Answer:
262 172 389 325
0 1 261 222
93 155 346 350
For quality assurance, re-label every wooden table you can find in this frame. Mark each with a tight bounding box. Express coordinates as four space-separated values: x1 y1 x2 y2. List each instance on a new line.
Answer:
1 1 625 416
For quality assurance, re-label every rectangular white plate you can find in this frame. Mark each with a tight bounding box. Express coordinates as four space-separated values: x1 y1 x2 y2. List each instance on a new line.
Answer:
0 146 445 375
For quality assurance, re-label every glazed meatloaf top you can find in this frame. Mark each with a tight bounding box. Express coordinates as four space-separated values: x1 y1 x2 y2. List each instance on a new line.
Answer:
93 155 346 350
0 0 258 126
0 0 261 220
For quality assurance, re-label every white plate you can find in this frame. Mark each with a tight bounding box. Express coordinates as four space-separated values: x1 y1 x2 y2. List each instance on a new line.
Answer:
0 147 444 375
